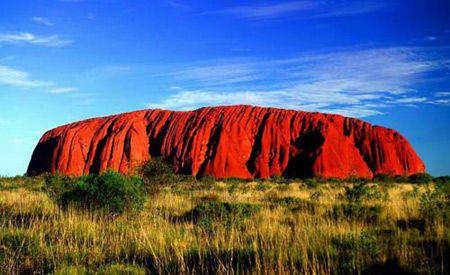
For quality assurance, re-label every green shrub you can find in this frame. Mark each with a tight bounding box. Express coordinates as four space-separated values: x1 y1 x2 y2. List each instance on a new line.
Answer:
199 174 216 187
227 182 239 195
434 176 450 185
345 177 370 184
140 157 174 178
219 177 253 184
435 177 450 199
419 184 450 225
97 264 146 275
330 231 381 273
342 182 370 204
269 196 317 213
255 181 271 191
303 178 319 188
373 173 395 183
53 265 87 275
0 229 45 273
309 189 324 200
178 201 261 225
140 157 196 186
270 175 291 184
45 170 146 215
196 193 220 203
275 184 291 192
408 173 433 184
332 203 382 223
393 174 410 183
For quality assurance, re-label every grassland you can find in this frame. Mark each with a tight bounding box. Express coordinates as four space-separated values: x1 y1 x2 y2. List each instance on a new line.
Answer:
0 173 449 274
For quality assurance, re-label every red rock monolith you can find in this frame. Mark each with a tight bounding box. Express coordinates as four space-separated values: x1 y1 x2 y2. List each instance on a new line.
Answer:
27 105 425 179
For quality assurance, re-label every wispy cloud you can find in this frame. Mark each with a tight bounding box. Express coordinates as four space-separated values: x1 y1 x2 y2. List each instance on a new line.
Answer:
207 0 386 19
312 1 386 18
47 87 78 94
32 17 53 26
0 65 79 95
0 32 72 47
10 138 25 145
148 46 449 117
167 1 192 11
168 59 259 85
429 92 450 106
0 65 53 88
208 1 317 19
435 92 450 97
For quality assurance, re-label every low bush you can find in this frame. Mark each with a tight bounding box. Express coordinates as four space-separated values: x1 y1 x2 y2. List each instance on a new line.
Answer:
408 173 433 184
177 201 261 225
309 189 323 200
332 203 382 223
97 264 146 275
373 173 395 183
270 175 291 184
341 182 370 204
45 170 146 215
303 178 319 189
255 181 271 191
269 196 317 213
330 231 381 274
199 174 216 186
393 174 410 183
196 193 220 203
434 176 450 185
0 229 46 273
419 184 450 225
140 157 196 187
227 182 239 195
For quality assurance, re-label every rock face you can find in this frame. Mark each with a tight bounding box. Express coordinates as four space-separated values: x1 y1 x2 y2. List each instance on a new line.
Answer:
27 105 425 179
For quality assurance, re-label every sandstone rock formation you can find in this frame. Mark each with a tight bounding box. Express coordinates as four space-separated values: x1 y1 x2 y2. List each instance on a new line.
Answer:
27 105 425 179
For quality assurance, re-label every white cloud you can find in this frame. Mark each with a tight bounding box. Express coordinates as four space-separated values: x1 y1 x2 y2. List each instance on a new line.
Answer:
429 92 450 106
47 87 78 94
280 47 435 94
0 65 78 94
0 65 53 88
168 60 260 85
207 1 385 19
313 1 386 18
435 92 450 97
32 17 53 26
167 1 192 11
425 36 437 41
11 138 25 145
393 97 428 103
148 46 448 117
147 88 385 117
0 32 73 47
208 1 317 19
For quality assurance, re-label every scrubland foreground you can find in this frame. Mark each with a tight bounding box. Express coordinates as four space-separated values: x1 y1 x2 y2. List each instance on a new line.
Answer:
0 162 449 274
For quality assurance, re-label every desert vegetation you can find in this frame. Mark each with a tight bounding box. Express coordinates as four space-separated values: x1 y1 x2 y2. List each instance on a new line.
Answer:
0 161 449 274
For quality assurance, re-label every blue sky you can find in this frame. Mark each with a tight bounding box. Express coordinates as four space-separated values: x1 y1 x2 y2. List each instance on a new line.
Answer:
0 0 449 176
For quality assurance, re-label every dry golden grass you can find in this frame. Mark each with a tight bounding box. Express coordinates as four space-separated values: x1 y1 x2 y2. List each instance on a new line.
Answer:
0 177 448 274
